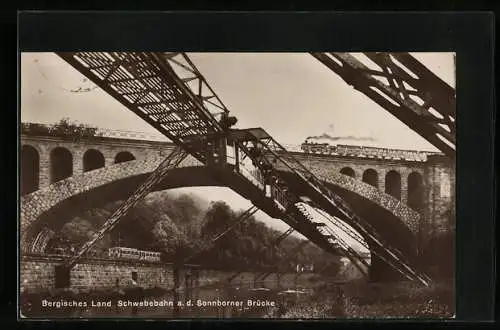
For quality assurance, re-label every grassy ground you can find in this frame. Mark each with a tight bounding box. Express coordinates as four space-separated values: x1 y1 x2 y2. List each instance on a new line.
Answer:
264 279 454 319
20 278 454 319
341 280 454 318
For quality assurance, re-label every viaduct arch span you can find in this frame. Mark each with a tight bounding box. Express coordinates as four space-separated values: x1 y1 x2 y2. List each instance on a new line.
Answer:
20 153 421 280
19 51 455 285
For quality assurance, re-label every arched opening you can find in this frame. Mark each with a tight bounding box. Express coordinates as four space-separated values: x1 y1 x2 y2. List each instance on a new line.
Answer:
114 151 136 164
340 167 355 178
21 145 40 195
408 172 424 212
50 147 73 183
362 169 378 188
83 149 105 172
385 170 401 200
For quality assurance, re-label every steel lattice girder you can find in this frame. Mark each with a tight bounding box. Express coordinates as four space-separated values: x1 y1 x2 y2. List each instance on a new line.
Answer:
57 52 230 163
234 135 382 280
310 52 456 158
57 52 430 285
233 138 343 255
61 147 188 270
230 127 430 285
56 52 344 273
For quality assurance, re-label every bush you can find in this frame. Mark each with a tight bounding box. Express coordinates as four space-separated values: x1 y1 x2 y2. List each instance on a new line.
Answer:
21 118 103 141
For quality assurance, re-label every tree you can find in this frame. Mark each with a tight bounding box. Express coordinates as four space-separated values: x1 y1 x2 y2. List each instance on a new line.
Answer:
60 217 95 243
21 118 102 141
59 216 112 256
151 215 203 262
55 191 344 273
201 201 234 238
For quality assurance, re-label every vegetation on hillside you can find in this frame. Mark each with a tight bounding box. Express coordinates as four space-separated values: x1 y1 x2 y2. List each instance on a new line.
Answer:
21 118 102 141
46 191 342 274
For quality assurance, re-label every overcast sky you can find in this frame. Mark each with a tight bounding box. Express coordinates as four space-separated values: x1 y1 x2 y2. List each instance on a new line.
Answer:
20 52 455 251
21 52 455 151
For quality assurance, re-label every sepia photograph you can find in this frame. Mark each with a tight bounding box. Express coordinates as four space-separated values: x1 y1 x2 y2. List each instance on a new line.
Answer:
19 52 456 319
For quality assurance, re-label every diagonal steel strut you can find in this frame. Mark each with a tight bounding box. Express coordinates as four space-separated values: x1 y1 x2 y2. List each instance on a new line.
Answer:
57 51 350 285
310 52 456 158
235 134 376 279
60 147 188 270
231 128 430 286
57 52 432 286
183 205 258 264
272 227 295 246
297 204 369 278
256 227 298 281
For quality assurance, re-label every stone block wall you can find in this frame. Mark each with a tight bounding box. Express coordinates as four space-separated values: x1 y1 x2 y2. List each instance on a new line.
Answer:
70 261 174 291
21 135 174 189
20 256 312 294
20 155 201 252
21 258 57 291
20 135 455 265
20 255 176 292
423 155 456 244
273 159 421 234
291 153 426 205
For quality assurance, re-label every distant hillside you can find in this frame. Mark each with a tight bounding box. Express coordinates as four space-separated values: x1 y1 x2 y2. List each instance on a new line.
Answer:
47 191 342 274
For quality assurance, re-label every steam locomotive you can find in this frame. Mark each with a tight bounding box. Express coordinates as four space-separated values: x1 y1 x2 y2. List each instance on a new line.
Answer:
300 142 336 154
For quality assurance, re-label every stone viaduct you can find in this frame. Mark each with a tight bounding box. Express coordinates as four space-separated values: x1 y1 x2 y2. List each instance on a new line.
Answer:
20 132 455 260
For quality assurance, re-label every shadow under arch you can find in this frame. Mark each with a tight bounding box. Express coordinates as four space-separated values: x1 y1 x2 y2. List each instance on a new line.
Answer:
362 168 379 188
21 145 40 195
83 149 105 172
20 158 420 281
340 167 355 178
115 151 136 164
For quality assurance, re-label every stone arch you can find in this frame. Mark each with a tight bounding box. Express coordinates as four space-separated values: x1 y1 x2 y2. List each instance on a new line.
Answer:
114 151 136 164
83 149 105 172
362 168 378 188
50 147 73 183
21 145 40 195
20 155 202 249
408 171 424 212
340 167 355 178
20 156 423 283
385 170 402 200
21 156 420 255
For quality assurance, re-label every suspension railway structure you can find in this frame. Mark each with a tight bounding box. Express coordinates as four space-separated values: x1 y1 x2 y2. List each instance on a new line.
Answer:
20 52 455 288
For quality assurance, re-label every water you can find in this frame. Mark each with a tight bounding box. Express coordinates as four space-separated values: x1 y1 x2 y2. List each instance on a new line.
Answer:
21 281 314 319
21 279 453 319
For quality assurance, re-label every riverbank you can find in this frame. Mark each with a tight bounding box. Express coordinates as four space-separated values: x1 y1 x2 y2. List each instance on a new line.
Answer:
263 279 454 318
20 278 455 319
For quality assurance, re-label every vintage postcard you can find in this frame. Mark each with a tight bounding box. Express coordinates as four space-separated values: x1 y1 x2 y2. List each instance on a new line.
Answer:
19 52 456 319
